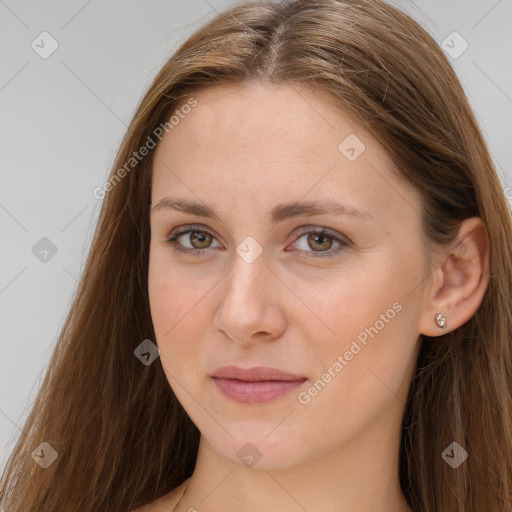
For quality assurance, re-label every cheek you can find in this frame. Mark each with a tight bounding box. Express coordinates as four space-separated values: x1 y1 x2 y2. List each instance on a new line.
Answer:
295 259 406 346
305 268 420 408
292 311 418 453
297 253 421 394
148 252 203 330
148 255 214 373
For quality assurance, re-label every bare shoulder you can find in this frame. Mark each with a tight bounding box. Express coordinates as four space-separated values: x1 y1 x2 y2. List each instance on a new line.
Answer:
130 478 190 512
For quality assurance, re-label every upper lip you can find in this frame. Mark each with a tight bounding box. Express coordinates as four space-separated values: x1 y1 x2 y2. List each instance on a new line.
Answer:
211 365 306 382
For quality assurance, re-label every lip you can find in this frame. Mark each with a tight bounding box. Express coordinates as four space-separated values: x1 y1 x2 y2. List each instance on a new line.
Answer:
210 365 307 404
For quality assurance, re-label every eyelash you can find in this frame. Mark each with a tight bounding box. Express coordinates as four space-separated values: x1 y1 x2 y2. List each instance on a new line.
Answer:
165 225 352 258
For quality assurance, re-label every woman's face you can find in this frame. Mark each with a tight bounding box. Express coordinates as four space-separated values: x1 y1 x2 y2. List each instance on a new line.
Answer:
148 82 430 469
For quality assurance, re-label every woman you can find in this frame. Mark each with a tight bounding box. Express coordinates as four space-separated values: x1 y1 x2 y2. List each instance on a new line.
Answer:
1 0 511 510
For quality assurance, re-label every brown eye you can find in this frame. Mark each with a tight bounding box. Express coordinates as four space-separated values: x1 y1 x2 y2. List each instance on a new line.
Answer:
166 226 349 258
306 232 333 251
166 228 222 254
291 228 350 258
189 231 213 248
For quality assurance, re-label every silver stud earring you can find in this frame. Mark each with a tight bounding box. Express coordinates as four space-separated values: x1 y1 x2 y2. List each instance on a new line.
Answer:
434 313 447 329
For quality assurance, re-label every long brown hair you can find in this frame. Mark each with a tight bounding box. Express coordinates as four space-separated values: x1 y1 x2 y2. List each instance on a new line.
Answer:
2 0 511 510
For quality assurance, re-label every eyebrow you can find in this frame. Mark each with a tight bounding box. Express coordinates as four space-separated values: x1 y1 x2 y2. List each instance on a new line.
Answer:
151 197 373 224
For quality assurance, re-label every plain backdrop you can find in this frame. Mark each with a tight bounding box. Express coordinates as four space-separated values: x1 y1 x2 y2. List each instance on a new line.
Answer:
1 0 511 468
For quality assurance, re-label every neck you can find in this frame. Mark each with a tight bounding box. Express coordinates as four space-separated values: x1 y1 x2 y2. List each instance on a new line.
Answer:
176 415 411 512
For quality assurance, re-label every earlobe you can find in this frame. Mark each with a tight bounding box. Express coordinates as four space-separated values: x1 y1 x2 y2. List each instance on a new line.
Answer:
419 217 490 337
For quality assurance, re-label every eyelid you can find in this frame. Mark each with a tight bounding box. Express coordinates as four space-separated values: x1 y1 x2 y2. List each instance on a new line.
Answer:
288 226 351 258
164 224 352 257
293 225 351 244
165 224 223 256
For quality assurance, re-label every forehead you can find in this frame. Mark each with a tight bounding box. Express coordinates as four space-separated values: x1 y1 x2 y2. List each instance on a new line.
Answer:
150 82 419 225
158 82 369 161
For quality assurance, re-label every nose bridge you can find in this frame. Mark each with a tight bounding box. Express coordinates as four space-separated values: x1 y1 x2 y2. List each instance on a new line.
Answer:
225 248 268 312
215 246 284 343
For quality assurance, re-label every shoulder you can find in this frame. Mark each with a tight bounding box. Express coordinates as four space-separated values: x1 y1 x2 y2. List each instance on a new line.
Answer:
131 478 191 512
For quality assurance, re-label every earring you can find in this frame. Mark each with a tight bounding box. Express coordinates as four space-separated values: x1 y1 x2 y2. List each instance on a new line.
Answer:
434 313 447 329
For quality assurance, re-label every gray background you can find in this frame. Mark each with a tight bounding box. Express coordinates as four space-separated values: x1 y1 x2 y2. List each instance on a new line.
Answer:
1 0 511 468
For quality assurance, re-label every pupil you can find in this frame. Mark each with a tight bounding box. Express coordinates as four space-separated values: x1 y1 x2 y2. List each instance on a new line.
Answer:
308 233 332 251
191 231 211 248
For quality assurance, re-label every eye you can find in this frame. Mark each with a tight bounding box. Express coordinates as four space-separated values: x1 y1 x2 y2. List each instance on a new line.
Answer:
289 228 351 258
166 227 222 256
165 225 351 258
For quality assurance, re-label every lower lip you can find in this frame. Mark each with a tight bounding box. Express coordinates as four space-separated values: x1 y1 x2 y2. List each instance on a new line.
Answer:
211 377 307 404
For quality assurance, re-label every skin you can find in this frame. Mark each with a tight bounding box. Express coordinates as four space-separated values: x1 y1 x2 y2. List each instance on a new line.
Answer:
142 81 489 512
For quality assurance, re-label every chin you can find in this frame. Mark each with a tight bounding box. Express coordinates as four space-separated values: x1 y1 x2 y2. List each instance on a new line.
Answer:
204 424 315 471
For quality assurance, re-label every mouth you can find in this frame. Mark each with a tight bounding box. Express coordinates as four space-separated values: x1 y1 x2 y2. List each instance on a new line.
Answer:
210 365 307 404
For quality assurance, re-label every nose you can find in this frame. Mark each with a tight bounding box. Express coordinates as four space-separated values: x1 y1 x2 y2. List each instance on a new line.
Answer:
213 249 287 345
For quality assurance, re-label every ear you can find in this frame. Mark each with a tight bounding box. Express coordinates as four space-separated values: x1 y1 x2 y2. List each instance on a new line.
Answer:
419 217 490 336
